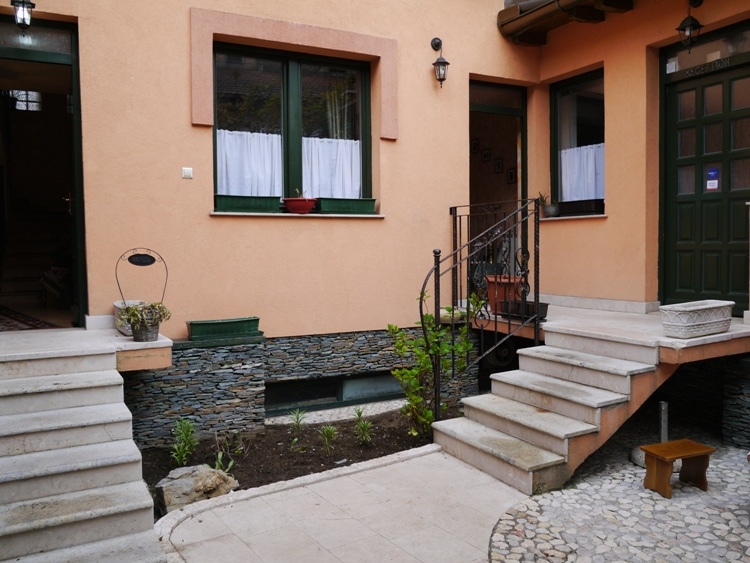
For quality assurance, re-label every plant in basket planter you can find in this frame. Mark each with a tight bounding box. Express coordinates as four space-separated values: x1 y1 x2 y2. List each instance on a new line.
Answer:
116 301 171 342
537 192 559 218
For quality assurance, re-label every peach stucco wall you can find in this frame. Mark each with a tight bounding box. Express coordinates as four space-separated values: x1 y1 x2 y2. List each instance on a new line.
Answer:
8 1 749 338
529 0 750 307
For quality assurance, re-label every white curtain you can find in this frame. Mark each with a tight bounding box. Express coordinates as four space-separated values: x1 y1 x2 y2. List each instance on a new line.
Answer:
560 143 605 201
216 130 283 197
216 129 361 198
302 137 361 198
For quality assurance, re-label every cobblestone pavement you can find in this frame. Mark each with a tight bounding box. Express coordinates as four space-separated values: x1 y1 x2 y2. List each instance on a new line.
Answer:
490 418 750 562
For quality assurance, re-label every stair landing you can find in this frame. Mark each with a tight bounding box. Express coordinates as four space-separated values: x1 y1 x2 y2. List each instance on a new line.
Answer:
0 327 172 373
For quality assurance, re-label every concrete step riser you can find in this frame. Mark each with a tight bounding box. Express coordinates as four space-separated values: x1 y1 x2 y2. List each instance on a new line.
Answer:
491 379 600 425
0 419 133 456
463 403 567 456
14 530 167 563
0 460 142 504
434 429 535 495
0 385 123 416
3 506 154 561
543 332 658 364
519 355 633 394
0 354 116 379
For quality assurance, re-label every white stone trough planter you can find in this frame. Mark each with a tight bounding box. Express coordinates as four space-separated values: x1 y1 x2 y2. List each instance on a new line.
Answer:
659 300 734 338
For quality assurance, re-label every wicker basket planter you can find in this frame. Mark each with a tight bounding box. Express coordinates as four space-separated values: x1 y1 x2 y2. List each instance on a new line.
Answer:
113 300 145 336
659 300 734 338
131 324 160 342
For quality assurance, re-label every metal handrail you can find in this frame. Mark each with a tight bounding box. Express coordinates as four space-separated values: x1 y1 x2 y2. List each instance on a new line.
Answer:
419 198 541 422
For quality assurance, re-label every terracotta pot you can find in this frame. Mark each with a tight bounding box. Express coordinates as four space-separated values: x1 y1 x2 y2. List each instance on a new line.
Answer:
283 198 316 214
485 275 521 315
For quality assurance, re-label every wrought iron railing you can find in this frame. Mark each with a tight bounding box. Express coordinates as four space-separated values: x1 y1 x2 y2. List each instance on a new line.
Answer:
419 198 542 422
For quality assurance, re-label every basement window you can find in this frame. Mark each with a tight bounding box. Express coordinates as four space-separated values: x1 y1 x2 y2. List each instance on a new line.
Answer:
265 372 404 416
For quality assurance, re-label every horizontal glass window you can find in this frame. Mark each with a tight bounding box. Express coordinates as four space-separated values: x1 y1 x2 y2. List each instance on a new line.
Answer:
214 45 372 213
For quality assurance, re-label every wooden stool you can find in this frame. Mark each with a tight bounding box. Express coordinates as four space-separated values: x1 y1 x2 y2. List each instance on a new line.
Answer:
639 439 716 499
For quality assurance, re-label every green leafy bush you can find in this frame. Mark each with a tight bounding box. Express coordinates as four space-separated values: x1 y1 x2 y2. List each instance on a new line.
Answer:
171 418 198 466
387 297 476 437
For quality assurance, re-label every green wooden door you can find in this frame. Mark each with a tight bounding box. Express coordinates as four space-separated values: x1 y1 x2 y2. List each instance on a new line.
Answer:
663 66 750 315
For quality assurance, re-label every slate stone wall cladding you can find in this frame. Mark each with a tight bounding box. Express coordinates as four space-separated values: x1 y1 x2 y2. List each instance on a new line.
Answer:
123 328 479 448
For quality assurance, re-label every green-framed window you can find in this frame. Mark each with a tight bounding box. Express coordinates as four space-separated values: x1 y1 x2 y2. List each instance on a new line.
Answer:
214 44 372 212
550 69 605 216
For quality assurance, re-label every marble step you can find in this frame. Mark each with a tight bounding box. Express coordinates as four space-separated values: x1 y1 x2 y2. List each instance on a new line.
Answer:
542 328 659 364
490 370 628 425
433 417 566 495
0 350 116 380
0 440 142 503
518 346 655 394
9 530 167 563
462 393 597 456
0 370 123 415
0 403 132 456
0 481 155 561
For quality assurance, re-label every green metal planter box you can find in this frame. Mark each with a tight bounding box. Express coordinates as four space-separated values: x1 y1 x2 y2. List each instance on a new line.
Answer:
215 195 281 213
187 316 261 341
316 197 376 215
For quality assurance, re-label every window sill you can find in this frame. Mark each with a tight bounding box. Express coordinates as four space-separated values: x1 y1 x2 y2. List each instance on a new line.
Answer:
541 213 607 221
211 211 385 219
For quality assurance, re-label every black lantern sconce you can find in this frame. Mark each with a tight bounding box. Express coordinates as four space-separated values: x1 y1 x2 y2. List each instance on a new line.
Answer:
431 37 449 88
676 0 703 51
11 0 35 31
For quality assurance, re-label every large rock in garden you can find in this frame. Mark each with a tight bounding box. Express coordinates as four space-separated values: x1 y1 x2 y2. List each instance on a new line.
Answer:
155 465 239 514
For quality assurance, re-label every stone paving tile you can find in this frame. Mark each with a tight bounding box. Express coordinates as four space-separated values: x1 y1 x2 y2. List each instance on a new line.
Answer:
490 421 750 562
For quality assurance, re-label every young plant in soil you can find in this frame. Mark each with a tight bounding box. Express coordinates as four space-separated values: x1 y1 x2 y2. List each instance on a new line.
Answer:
171 418 198 466
319 425 339 455
353 407 375 446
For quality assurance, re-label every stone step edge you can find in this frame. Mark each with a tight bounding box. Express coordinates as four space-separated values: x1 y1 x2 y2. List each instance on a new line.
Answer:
0 403 131 439
0 370 123 398
0 440 141 483
432 417 564 472
0 481 152 537
491 370 629 408
462 394 598 439
541 323 662 349
518 346 656 376
9 530 167 563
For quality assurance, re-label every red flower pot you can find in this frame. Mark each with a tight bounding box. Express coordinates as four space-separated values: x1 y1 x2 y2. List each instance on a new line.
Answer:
283 198 316 214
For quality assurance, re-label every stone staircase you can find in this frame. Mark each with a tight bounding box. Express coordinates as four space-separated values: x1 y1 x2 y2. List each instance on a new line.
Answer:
433 323 678 495
0 343 166 562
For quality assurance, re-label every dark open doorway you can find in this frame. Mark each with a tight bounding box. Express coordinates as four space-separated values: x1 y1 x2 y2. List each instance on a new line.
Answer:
0 20 82 329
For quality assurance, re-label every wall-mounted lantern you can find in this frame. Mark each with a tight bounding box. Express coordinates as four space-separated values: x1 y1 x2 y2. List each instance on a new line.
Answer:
431 37 449 88
676 0 704 51
11 0 35 31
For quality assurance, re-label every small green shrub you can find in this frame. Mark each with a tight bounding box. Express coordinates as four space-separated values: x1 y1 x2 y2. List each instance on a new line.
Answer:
171 418 198 466
354 418 375 446
318 425 338 455
290 408 307 435
211 451 235 474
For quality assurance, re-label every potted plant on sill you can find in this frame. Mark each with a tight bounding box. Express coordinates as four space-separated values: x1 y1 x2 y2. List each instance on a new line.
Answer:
116 301 172 342
537 192 560 218
283 189 317 214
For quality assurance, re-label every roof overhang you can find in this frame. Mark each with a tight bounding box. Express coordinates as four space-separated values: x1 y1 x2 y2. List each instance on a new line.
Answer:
497 0 633 46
